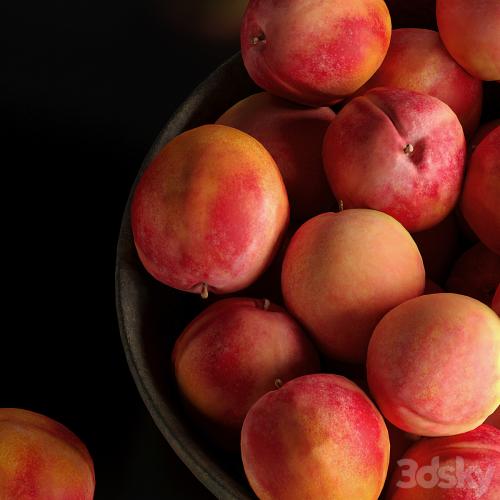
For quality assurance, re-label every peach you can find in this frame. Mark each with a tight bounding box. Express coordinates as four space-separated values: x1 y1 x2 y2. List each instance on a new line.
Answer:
323 88 466 232
461 126 500 255
240 0 391 106
493 285 500 315
446 243 500 306
0 408 95 499
437 0 500 81
387 425 500 499
412 214 460 285
216 92 336 222
367 293 500 437
281 209 425 363
131 124 289 297
356 28 483 138
241 374 390 500
172 297 320 448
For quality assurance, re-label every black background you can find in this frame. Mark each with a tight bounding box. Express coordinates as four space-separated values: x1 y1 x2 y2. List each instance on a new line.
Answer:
3 1 242 497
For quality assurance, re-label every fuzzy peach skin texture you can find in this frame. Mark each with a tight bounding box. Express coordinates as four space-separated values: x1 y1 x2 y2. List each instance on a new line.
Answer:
0 408 95 500
461 126 500 255
172 297 320 448
367 293 500 437
356 28 482 138
216 92 336 222
282 209 425 363
241 0 391 106
241 374 390 500
437 0 500 81
387 424 500 499
131 124 289 297
323 87 466 232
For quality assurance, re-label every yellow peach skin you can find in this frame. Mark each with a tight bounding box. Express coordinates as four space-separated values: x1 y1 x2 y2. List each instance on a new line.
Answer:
0 408 95 499
282 209 425 364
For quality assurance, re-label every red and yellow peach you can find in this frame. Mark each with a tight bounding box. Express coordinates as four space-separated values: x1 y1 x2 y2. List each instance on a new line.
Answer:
0 408 95 500
241 374 390 499
367 293 500 437
131 124 289 297
241 0 391 106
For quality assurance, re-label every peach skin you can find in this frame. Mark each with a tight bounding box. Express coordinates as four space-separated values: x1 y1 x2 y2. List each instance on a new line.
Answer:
323 87 466 232
131 124 289 298
241 0 391 106
241 374 390 500
0 408 95 500
367 293 500 437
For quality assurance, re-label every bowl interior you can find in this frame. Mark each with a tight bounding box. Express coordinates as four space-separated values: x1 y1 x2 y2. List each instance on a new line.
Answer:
115 53 260 499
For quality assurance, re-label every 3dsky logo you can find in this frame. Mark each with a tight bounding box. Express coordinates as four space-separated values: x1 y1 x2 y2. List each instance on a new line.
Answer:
396 456 496 497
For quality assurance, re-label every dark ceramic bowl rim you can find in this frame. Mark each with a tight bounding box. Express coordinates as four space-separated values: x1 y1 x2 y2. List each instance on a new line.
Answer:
115 53 256 499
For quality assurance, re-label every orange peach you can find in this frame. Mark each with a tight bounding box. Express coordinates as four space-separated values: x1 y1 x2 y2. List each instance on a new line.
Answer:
240 0 391 106
323 88 466 232
356 28 483 138
131 124 289 297
367 293 500 437
0 408 95 499
241 374 390 500
281 209 425 363
446 243 500 306
172 297 320 448
437 0 500 81
216 92 336 222
387 425 500 499
461 125 500 255
412 214 460 285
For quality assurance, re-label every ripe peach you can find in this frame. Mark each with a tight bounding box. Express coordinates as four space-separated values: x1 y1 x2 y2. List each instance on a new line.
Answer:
172 297 320 448
387 425 500 499
461 126 500 255
131 124 289 297
437 0 500 81
323 88 466 232
412 214 460 285
446 243 500 306
241 374 390 500
216 92 336 222
367 293 500 437
0 408 95 499
356 28 483 138
241 0 391 106
281 209 425 363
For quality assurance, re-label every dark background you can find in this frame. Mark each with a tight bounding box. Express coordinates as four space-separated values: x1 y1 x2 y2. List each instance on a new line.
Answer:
3 0 247 497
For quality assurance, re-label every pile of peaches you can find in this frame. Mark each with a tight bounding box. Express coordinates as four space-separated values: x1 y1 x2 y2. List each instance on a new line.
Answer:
131 0 500 499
